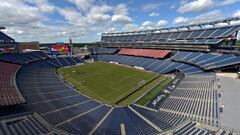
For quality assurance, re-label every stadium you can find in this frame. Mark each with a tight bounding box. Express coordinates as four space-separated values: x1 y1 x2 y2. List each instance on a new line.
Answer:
1 1 240 135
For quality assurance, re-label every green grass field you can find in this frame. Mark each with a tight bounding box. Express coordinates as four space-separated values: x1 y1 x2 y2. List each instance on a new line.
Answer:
57 62 163 106
136 77 173 106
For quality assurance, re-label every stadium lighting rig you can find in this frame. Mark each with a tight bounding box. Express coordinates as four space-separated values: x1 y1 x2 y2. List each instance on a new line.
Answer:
102 17 240 36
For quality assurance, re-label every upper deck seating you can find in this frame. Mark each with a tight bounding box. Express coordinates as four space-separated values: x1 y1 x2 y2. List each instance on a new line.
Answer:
172 51 240 70
0 51 48 64
94 54 203 75
101 25 240 45
89 47 118 54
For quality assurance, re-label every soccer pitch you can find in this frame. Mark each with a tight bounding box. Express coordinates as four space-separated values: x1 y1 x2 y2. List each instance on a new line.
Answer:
57 62 164 106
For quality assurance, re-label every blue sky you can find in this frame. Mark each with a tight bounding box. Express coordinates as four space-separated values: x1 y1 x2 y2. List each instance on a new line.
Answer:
0 0 240 43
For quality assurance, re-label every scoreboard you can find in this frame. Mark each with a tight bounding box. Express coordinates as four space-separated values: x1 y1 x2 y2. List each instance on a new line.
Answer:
48 42 69 56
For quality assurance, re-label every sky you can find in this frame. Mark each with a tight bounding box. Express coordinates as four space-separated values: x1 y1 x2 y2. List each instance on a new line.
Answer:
0 0 240 43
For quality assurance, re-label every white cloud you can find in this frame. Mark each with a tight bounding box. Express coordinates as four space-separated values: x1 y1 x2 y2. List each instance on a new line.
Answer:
0 0 96 43
87 5 113 23
114 4 128 15
173 17 189 24
177 0 240 14
13 29 24 35
157 20 168 27
178 0 214 13
233 10 240 17
173 10 223 25
141 20 168 29
106 27 117 32
1 0 235 43
142 3 162 12
218 0 240 6
149 12 160 17
111 15 132 24
57 1 133 41
67 0 95 11
0 0 44 27
89 5 113 14
58 8 85 26
89 14 111 22
110 3 132 25
122 23 140 31
191 10 223 23
180 0 190 5
142 21 155 27
64 1 133 26
24 0 55 13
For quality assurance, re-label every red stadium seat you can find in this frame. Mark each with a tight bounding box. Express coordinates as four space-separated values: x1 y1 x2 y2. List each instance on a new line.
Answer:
118 48 170 59
0 62 25 106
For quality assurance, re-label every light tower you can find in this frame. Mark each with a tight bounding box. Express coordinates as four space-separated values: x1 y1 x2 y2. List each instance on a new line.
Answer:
69 38 73 56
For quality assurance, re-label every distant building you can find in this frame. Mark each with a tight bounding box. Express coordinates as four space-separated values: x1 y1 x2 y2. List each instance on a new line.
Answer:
18 42 40 52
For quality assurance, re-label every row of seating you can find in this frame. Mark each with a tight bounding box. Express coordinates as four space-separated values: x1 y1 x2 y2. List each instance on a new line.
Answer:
93 54 203 75
88 47 118 54
46 57 82 67
216 128 237 135
10 60 113 134
0 51 230 134
130 104 186 131
172 51 240 70
173 121 212 134
171 120 238 135
58 105 111 135
128 104 237 134
0 113 62 135
94 107 158 135
159 73 219 126
102 37 225 45
101 25 240 45
128 73 219 131
0 54 82 107
0 56 177 134
13 58 170 134
0 62 25 106
118 48 170 58
13 60 163 135
0 51 48 64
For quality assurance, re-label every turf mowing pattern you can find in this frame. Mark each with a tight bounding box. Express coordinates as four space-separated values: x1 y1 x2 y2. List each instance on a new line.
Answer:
58 62 161 106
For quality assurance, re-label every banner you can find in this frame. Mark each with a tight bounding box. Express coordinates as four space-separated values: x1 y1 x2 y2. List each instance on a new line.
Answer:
48 44 69 56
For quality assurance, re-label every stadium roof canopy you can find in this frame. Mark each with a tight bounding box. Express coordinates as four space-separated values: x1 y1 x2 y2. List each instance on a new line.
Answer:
102 17 240 36
0 28 17 48
100 17 240 47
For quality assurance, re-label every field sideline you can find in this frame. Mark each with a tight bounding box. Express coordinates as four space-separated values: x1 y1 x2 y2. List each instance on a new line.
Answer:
58 62 167 106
